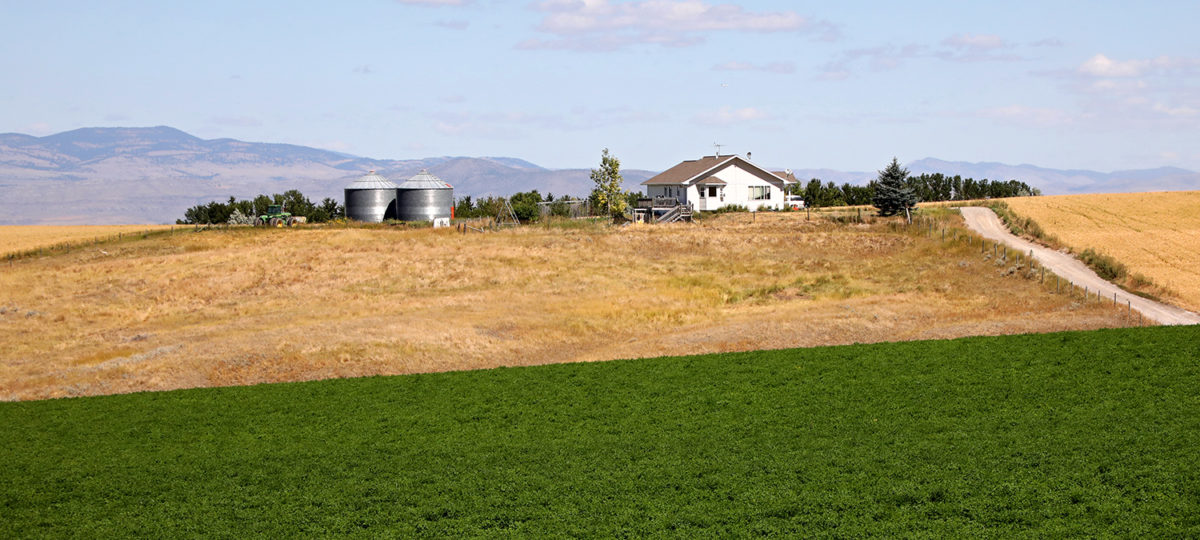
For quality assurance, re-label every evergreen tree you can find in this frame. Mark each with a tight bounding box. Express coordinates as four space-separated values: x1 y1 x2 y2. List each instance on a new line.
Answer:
872 157 917 218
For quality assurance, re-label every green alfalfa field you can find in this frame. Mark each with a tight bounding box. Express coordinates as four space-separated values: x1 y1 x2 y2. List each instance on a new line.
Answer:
2 325 1199 537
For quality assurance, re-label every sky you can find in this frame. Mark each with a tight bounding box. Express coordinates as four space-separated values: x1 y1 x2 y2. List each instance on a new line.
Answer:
3 1 1199 172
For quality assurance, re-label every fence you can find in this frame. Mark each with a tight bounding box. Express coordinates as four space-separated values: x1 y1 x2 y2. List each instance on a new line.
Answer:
904 216 1145 326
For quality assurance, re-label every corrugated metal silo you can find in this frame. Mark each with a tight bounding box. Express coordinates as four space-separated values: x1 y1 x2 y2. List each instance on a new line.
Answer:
395 169 454 221
344 171 399 223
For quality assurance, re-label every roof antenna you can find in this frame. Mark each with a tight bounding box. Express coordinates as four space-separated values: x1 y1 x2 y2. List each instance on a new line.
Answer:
713 142 723 157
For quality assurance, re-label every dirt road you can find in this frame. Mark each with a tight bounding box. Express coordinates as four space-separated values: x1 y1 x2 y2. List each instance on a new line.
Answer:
960 207 1200 326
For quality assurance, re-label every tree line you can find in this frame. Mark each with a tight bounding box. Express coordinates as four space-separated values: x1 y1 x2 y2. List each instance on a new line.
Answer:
178 190 344 225
790 174 1041 208
453 189 641 222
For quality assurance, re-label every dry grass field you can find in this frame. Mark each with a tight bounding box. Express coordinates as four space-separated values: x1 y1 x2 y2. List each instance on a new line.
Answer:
0 225 177 256
0 213 1134 401
1005 191 1200 311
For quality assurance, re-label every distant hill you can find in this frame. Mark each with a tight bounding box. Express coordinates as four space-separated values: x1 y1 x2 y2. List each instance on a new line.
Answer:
783 158 1200 196
904 158 1200 195
0 127 654 225
1 126 1197 224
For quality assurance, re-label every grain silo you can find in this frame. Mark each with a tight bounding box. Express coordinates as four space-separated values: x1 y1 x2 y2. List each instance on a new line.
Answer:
344 171 399 222
395 169 453 221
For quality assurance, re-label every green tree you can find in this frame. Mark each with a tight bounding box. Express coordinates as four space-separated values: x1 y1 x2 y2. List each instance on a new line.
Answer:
509 190 543 222
590 148 626 216
319 198 343 221
872 158 917 218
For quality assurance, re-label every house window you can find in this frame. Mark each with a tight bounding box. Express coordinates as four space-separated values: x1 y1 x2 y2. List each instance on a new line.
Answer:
749 186 770 200
707 186 718 197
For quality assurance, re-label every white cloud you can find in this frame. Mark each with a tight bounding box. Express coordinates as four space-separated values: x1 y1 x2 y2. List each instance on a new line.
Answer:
1078 54 1149 77
712 61 795 74
1030 37 1064 48
693 106 768 125
820 43 925 77
1077 53 1200 78
822 32 1026 79
1151 103 1199 117
942 33 1008 51
522 1 835 51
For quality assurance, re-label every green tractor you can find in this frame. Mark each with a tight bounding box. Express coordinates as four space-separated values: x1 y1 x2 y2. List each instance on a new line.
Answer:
255 204 305 227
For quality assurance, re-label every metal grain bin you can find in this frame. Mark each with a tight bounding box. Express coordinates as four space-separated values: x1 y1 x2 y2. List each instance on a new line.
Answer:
395 169 453 221
344 171 399 223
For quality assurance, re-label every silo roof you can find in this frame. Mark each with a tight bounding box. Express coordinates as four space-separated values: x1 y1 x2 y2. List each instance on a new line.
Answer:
345 171 399 190
397 169 452 190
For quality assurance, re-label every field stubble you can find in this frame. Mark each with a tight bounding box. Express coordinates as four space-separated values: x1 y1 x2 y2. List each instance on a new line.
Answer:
1004 191 1200 311
0 212 1133 400
0 224 176 256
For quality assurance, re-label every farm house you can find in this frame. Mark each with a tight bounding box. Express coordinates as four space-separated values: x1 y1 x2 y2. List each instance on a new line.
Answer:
641 154 797 212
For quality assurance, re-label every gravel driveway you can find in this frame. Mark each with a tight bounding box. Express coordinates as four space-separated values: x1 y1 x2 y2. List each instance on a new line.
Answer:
960 207 1200 326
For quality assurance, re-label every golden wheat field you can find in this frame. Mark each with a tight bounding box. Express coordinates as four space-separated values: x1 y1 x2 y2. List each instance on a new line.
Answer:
0 213 1134 401
1005 191 1200 311
0 225 177 256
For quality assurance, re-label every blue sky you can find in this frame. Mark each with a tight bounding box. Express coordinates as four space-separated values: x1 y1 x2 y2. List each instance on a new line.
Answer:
3 1 1199 172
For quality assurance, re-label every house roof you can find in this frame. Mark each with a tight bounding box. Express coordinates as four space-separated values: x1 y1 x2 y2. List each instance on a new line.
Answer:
641 155 734 186
695 176 727 185
772 171 798 184
641 155 794 186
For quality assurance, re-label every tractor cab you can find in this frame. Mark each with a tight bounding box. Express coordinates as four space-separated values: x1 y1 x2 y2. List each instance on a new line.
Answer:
258 204 295 227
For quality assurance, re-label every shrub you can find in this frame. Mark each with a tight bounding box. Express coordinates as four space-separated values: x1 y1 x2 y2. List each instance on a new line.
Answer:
1079 248 1128 281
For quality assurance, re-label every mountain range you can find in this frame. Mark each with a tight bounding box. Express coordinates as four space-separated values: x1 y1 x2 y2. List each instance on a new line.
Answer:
1 126 1197 225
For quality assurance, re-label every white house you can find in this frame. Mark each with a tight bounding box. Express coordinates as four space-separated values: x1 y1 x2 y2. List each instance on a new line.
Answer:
641 154 797 212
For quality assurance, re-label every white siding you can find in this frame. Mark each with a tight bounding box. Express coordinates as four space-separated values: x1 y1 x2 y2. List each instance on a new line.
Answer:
694 164 786 211
646 159 790 211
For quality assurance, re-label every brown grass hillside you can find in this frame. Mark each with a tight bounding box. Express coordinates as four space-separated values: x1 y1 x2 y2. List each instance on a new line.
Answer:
0 213 1134 401
1004 191 1200 311
1 225 176 256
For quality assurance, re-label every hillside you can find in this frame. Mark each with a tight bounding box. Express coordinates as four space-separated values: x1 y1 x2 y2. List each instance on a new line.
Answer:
0 213 1135 401
0 127 655 225
1004 191 1200 312
3 326 1197 535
